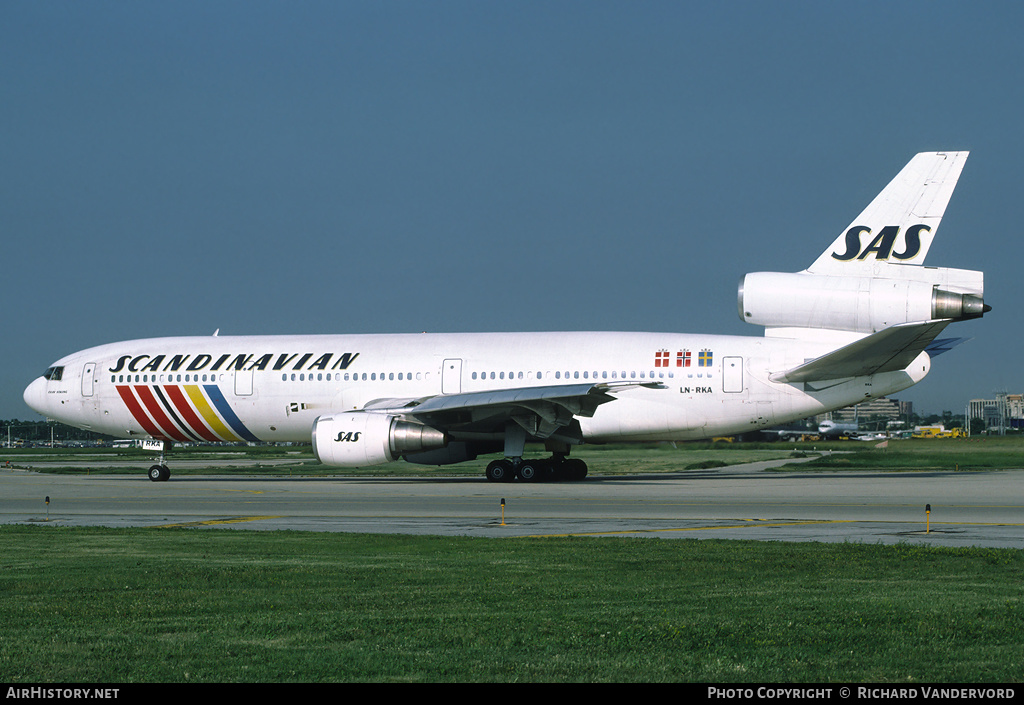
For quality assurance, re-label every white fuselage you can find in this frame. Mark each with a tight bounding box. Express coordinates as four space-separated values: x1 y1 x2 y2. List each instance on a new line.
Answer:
23 330 929 446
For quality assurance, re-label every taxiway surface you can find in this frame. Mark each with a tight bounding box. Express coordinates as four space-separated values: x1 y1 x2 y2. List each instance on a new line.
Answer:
3 461 1023 548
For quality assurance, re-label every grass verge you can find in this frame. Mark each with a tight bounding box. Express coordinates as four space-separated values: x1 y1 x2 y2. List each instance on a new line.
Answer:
2 525 1022 683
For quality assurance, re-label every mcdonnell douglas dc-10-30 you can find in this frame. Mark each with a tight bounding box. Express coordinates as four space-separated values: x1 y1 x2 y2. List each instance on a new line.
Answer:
24 152 988 482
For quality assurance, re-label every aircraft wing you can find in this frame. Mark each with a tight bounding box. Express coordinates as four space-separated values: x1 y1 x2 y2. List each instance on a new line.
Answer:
365 381 663 439
769 320 952 384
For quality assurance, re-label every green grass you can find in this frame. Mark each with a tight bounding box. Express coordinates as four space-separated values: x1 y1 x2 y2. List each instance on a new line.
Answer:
2 526 1022 683
776 437 1024 473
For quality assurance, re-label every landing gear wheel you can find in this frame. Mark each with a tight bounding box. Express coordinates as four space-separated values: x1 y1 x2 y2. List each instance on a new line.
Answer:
564 458 588 481
485 459 515 483
517 461 544 482
148 464 170 482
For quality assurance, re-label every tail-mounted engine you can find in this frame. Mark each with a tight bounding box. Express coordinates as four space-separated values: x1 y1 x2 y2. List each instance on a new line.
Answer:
738 267 987 333
312 412 447 467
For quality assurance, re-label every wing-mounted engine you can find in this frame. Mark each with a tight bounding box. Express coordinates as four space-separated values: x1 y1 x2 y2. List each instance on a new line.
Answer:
738 266 987 334
312 412 447 467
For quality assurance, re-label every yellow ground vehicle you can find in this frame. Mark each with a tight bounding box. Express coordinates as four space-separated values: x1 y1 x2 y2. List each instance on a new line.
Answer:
912 426 965 439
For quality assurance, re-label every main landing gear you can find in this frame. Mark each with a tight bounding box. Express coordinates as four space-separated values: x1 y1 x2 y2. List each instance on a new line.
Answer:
148 441 171 482
485 455 588 483
484 422 589 482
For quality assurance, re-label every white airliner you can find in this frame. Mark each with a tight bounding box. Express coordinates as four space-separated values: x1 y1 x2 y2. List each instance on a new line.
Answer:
24 152 988 482
817 419 863 439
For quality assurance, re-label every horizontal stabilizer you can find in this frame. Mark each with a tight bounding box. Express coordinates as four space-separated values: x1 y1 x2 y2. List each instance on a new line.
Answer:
925 337 971 357
769 320 951 384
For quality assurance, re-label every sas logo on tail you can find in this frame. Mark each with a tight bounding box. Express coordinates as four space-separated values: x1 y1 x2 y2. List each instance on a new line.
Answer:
831 224 930 262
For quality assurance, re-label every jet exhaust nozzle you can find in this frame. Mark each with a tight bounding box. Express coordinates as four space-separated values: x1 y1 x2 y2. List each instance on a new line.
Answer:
932 290 989 320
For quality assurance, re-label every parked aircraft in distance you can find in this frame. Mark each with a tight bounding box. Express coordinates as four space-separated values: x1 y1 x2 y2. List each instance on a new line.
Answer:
24 152 988 482
817 419 863 439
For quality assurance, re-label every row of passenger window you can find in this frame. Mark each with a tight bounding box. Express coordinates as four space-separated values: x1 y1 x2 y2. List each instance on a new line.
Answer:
282 372 430 382
281 370 696 383
472 370 690 381
113 368 711 387
112 374 221 384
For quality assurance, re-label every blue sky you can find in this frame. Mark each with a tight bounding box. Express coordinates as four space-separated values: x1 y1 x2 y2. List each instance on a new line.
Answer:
2 1 1020 420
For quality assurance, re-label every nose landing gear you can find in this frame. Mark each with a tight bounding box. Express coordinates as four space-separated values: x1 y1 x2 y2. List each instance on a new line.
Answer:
147 441 171 482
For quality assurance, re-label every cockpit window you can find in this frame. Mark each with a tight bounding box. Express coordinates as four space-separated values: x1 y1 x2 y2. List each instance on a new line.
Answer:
43 366 64 381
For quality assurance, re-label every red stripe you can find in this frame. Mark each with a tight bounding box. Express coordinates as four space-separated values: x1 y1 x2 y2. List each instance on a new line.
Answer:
134 386 190 443
163 385 220 442
116 386 167 440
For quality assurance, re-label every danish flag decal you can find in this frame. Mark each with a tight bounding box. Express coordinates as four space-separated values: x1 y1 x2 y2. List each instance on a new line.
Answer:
654 349 706 368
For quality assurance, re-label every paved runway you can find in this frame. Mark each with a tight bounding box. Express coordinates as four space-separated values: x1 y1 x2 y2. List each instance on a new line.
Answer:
3 461 1024 548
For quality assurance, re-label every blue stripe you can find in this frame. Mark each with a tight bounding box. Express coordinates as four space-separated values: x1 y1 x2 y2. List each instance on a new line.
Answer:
203 385 261 442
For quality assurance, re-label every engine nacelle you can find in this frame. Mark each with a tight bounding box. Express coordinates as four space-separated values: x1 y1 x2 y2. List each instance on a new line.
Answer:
738 271 987 333
312 412 447 467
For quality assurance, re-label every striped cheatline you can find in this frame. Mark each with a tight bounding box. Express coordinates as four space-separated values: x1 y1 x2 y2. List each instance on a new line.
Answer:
116 384 260 443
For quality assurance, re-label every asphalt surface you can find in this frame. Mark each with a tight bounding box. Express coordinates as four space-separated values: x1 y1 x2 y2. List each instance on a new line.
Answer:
3 459 1023 548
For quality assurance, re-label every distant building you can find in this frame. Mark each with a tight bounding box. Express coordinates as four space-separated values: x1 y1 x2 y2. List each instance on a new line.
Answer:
968 393 1024 432
829 397 907 426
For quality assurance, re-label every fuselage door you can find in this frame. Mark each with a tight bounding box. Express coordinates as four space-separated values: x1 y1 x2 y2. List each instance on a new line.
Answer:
442 359 462 395
81 363 96 397
235 369 254 396
723 356 743 393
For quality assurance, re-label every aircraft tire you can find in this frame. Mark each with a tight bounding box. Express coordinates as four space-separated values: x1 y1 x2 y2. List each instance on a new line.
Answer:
565 458 588 481
148 464 170 482
517 461 543 482
485 459 515 483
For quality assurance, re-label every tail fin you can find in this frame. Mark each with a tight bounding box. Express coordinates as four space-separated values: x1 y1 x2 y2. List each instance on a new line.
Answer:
806 151 969 274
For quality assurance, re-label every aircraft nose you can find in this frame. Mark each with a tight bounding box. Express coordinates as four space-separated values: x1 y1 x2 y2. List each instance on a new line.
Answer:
23 377 47 416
